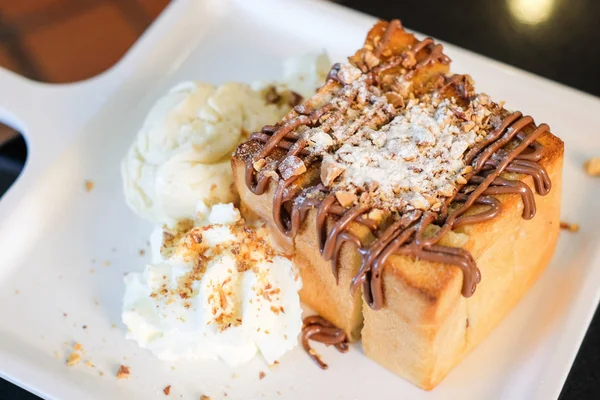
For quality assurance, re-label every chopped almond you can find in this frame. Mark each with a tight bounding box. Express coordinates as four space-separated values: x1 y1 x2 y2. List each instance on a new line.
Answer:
117 365 130 379
253 158 266 172
163 385 171 395
367 209 384 222
66 352 81 366
335 191 356 208
320 158 345 187
363 51 380 68
278 156 307 180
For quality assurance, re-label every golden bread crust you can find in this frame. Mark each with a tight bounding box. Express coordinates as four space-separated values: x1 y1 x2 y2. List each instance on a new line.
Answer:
231 18 564 390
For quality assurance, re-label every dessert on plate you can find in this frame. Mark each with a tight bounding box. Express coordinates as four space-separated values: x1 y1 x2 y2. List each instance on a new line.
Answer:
232 20 563 389
121 54 329 366
122 53 331 224
122 202 302 366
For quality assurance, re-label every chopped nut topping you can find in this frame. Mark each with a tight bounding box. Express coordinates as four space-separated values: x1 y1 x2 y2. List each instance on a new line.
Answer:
117 365 130 379
385 92 405 109
200 396 212 400
278 156 307 180
253 158 266 171
163 385 171 395
323 93 496 212
73 343 83 351
363 51 380 69
338 64 362 84
259 371 266 380
367 209 384 222
335 191 357 208
320 158 346 187
584 158 600 176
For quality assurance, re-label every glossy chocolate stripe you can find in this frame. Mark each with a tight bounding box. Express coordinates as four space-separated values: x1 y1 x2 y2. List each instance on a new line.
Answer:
301 316 348 370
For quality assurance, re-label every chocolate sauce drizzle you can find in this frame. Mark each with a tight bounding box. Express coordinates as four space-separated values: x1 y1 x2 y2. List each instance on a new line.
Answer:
240 19 553 369
244 17 550 329
301 316 348 369
243 20 551 312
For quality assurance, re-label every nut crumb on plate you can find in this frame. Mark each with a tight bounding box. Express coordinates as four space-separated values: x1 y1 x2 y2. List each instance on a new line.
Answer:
584 157 600 176
259 371 266 380
66 352 81 366
84 180 94 192
163 385 171 395
200 396 211 400
560 221 580 232
117 365 130 379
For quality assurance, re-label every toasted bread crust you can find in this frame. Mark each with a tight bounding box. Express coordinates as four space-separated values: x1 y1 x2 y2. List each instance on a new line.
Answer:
232 19 564 390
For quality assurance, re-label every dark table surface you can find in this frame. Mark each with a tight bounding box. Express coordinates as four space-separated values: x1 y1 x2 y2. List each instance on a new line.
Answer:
1 0 599 398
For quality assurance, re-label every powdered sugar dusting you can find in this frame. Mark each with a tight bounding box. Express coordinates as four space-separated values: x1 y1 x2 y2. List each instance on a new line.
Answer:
322 93 494 212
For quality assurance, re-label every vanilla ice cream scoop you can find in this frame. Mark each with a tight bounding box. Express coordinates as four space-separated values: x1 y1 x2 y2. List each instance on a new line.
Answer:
121 82 288 223
122 53 332 224
122 203 303 366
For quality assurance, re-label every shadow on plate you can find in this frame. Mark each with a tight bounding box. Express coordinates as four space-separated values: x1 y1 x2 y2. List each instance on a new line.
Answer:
0 122 27 197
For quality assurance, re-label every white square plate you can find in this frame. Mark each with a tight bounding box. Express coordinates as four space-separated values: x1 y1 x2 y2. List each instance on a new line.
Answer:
1 0 599 399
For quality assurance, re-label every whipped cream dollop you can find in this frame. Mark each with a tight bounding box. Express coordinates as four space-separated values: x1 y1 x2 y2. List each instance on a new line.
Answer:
122 203 303 366
122 52 331 224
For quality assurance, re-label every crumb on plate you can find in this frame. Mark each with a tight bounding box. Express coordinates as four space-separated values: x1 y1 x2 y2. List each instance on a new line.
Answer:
560 221 580 232
163 385 171 395
66 352 81 366
259 371 266 380
117 365 130 379
584 157 600 176
200 396 211 400
84 180 94 192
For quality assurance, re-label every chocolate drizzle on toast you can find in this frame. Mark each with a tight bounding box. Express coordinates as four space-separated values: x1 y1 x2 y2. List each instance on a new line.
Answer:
301 316 348 369
238 20 551 312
